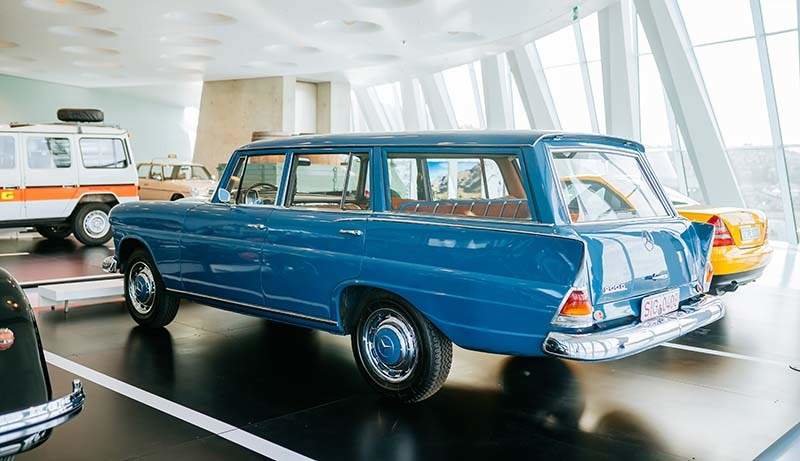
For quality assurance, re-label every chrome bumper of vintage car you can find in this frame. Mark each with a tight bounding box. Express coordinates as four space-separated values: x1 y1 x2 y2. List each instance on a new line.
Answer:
102 255 119 273
543 295 725 361
0 380 86 454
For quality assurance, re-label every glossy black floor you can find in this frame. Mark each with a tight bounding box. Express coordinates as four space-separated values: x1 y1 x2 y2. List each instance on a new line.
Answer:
2 232 799 460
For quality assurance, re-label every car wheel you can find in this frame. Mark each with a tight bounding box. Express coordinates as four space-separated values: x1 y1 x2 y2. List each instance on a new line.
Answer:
35 224 72 240
72 203 112 246
124 249 179 328
170 194 184 201
351 294 452 403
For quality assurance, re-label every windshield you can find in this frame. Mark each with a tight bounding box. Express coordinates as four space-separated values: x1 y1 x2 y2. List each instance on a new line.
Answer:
551 150 670 223
162 164 212 180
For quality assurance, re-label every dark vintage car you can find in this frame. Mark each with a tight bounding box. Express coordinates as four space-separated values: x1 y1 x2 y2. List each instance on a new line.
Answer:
0 268 85 459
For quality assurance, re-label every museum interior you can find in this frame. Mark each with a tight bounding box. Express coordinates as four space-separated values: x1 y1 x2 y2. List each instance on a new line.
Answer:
0 0 799 460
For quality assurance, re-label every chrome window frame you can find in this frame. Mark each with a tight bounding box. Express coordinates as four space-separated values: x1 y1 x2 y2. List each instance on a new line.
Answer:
282 151 372 213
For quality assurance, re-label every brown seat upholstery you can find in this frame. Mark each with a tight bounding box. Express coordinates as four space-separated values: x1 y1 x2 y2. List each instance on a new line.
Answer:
397 199 531 220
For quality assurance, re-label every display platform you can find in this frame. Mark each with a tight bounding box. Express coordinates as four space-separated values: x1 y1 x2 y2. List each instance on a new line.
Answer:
4 235 799 461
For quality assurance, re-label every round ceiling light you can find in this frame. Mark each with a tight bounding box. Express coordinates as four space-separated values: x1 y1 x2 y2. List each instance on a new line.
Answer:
159 35 222 47
243 61 269 68
0 55 36 63
351 53 400 63
274 61 298 68
61 46 119 56
22 0 105 15
0 41 19 49
313 19 383 34
350 0 421 7
163 53 214 64
264 44 321 55
48 25 117 38
425 31 485 43
163 11 237 26
73 60 122 69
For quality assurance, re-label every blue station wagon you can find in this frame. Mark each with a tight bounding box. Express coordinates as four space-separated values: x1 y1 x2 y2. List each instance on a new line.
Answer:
103 131 725 402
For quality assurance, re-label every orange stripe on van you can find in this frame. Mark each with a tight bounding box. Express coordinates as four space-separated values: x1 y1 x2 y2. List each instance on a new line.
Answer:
0 184 138 202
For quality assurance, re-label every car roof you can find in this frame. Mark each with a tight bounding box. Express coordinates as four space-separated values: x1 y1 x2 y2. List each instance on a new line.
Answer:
240 130 643 152
0 123 127 135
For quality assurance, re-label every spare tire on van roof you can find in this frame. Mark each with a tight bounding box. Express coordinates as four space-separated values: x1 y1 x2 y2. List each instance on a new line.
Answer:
57 108 104 123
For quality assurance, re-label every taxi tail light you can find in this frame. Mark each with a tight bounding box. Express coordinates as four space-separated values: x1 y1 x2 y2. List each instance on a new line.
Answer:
707 215 734 247
553 288 595 328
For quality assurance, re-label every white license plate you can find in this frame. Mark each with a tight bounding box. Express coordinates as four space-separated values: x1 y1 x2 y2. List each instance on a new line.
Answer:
640 289 680 322
740 225 761 242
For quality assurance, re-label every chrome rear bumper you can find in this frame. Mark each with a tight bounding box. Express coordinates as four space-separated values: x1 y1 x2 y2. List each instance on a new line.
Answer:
543 295 725 361
102 255 119 273
0 380 85 455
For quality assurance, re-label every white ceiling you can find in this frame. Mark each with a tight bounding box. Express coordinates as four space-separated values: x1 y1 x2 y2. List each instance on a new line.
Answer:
0 0 612 97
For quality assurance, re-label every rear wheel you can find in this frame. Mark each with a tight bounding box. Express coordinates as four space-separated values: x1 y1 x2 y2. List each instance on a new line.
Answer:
170 194 184 201
35 224 72 240
351 293 452 403
72 203 112 246
123 249 179 328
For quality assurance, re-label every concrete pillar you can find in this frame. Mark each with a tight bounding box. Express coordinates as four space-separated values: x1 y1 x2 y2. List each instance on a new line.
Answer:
316 81 351 134
507 45 560 129
481 55 512 129
418 74 456 129
193 76 295 170
599 0 640 140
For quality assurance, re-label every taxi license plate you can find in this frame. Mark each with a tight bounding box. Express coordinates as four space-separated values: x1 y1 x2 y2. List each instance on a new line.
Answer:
640 289 680 322
740 225 760 242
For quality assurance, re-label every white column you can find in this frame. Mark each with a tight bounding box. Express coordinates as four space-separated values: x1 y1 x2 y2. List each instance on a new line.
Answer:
480 55 512 129
599 0 640 140
506 45 560 129
399 79 422 131
419 74 456 129
573 22 600 133
635 0 744 207
353 87 387 132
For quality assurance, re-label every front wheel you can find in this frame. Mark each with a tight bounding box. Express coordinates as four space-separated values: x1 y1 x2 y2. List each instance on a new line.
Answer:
351 294 452 403
72 203 112 246
124 249 179 328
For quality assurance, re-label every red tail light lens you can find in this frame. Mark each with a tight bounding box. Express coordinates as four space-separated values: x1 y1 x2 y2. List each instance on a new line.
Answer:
707 215 734 247
560 290 593 317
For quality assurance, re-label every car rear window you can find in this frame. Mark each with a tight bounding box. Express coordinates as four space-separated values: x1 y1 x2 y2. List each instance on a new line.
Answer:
551 150 670 223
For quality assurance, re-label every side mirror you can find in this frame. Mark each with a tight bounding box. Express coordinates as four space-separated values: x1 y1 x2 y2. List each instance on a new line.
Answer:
217 188 231 204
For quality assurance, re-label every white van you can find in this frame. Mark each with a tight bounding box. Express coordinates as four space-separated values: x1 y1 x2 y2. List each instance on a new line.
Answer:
0 109 138 245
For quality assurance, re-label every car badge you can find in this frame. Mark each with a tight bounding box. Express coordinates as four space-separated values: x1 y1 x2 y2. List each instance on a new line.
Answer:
0 328 14 351
643 231 655 251
593 310 605 321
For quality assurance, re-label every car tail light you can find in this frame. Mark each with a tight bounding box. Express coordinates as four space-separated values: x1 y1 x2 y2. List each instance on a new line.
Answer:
553 288 595 328
707 215 734 247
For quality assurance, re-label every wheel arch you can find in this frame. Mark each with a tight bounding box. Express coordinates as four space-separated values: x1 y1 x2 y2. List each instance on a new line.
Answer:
334 282 437 336
117 236 154 271
68 192 120 218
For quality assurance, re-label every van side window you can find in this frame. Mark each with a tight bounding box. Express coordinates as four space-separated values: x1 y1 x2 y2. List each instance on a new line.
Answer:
80 138 128 168
387 154 531 221
0 136 14 169
286 153 370 211
26 137 71 169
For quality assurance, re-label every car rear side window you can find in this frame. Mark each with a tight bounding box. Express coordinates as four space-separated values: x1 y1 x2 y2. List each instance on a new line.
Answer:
236 153 286 206
26 137 71 169
137 164 151 178
0 136 14 169
551 150 670 223
287 153 370 211
80 138 128 168
386 153 531 221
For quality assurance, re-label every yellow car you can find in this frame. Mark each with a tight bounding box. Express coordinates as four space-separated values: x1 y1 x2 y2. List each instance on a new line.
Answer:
664 188 772 294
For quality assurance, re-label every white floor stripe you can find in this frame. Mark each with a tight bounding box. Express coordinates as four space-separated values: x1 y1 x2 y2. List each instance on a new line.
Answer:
0 252 29 257
662 342 793 368
44 351 315 461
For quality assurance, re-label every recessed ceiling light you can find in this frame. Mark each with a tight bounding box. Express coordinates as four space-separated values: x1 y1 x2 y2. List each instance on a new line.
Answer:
0 41 19 49
274 61 298 68
163 11 237 26
22 0 105 15
73 60 122 69
162 53 214 64
61 46 119 56
350 0 421 7
243 61 269 68
159 35 222 47
425 31 485 43
0 55 36 63
264 44 321 55
48 25 117 38
314 19 383 34
351 53 400 63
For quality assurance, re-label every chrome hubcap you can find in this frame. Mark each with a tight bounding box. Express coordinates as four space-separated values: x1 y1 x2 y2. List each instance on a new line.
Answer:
128 262 155 315
83 210 110 239
360 308 418 383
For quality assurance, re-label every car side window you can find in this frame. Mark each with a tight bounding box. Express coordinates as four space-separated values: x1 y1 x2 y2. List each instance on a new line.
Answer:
0 136 14 169
79 138 128 168
387 153 531 221
236 153 286 205
149 164 164 181
26 137 71 169
287 153 370 211
137 164 151 178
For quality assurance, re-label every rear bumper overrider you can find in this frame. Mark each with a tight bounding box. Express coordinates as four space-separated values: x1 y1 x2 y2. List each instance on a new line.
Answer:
543 294 725 361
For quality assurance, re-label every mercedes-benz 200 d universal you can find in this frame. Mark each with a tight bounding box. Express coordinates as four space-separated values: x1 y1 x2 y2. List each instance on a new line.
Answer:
103 131 725 402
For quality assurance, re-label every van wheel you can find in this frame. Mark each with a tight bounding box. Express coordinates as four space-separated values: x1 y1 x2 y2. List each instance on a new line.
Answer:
124 249 179 328
352 294 452 403
35 224 72 240
72 203 112 246
170 194 184 201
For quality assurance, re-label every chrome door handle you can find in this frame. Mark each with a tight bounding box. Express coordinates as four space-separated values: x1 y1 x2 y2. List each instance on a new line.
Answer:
246 223 267 230
338 229 363 237
645 271 669 281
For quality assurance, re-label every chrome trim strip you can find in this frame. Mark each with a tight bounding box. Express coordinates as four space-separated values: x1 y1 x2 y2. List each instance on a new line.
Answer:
368 215 573 240
0 380 85 447
166 288 338 326
543 295 725 361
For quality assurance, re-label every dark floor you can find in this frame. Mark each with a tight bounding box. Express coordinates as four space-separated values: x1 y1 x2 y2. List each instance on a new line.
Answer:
2 233 799 461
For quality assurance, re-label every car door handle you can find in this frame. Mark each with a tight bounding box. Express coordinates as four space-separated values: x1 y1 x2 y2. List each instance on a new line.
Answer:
645 271 669 281
246 223 267 230
339 229 363 237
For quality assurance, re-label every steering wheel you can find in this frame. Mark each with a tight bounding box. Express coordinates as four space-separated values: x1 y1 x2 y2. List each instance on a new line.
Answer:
242 182 277 205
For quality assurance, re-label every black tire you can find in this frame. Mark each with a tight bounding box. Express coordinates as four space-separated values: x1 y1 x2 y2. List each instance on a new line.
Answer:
123 249 179 328
170 194 184 201
72 203 112 246
35 224 72 240
351 293 452 403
